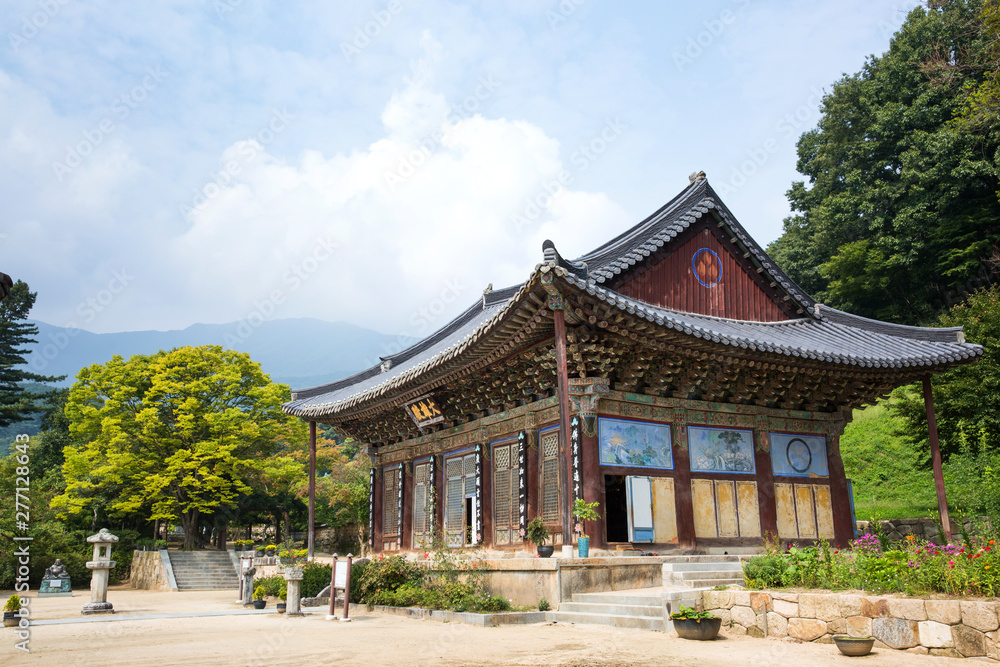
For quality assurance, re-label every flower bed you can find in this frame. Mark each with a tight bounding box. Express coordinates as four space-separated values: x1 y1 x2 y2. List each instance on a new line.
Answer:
743 534 999 597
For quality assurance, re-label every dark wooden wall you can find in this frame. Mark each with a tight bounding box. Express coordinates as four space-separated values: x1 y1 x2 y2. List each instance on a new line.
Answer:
612 225 792 322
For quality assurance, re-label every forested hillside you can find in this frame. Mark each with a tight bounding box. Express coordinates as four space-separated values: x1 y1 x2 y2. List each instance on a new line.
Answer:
769 0 1000 520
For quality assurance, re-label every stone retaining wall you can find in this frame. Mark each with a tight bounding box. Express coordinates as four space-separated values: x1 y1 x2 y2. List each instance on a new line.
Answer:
130 550 177 591
855 517 993 543
702 590 1000 659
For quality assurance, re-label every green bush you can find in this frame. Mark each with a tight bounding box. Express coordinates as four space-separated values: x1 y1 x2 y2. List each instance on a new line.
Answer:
355 555 424 602
301 562 330 599
742 554 787 589
253 573 285 598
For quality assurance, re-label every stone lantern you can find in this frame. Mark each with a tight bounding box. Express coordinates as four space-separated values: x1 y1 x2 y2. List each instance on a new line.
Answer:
82 528 118 615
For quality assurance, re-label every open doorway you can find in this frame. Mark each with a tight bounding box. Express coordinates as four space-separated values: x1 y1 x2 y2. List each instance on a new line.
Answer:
465 497 474 545
604 475 628 543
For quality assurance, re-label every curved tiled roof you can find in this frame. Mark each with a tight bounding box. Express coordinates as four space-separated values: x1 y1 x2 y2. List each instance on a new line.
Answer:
285 282 530 418
283 177 983 421
560 272 982 370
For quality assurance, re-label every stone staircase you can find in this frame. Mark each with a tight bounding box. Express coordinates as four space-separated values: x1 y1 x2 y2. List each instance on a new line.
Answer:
547 590 668 631
168 550 240 591
661 555 746 588
546 587 705 632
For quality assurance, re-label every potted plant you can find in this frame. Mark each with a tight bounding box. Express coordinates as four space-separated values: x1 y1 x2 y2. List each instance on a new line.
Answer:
670 606 721 640
252 586 267 610
232 540 243 552
154 539 168 551
572 499 601 558
3 594 22 627
265 544 277 557
276 587 287 614
525 517 552 557
256 544 266 556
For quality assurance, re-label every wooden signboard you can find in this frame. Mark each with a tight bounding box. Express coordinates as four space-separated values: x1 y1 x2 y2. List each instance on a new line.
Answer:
404 395 444 427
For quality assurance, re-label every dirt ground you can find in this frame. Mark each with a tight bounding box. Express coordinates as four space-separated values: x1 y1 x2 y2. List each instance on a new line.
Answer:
0 586 976 666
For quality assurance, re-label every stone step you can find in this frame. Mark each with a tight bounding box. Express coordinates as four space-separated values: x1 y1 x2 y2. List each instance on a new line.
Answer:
570 592 665 607
558 602 662 618
666 570 744 582
168 551 239 590
546 611 664 632
680 578 743 588
662 562 743 572
658 555 747 563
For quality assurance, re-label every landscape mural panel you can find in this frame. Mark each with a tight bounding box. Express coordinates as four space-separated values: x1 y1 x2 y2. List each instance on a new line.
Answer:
598 418 673 469
688 426 756 474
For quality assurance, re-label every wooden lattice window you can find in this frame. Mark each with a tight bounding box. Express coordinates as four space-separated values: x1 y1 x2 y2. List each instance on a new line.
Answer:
383 466 400 538
445 453 477 547
540 431 561 524
412 461 433 549
493 442 518 545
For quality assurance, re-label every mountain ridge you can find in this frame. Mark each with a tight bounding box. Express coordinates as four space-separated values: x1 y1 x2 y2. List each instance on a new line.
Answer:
25 317 417 389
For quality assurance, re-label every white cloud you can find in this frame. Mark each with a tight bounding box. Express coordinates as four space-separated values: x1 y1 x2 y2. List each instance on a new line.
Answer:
174 54 630 334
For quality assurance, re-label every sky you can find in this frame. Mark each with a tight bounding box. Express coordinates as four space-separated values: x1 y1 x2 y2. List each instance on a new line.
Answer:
2 0 922 342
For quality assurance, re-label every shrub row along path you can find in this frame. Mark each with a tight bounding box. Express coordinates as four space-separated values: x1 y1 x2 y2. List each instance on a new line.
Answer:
1 586 972 666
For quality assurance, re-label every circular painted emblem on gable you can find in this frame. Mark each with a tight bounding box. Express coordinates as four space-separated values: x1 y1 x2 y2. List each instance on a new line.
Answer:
786 438 813 473
692 248 722 287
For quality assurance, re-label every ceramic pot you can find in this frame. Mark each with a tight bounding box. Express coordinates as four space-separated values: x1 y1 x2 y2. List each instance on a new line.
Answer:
673 617 722 641
834 636 875 656
578 536 590 558
536 545 554 558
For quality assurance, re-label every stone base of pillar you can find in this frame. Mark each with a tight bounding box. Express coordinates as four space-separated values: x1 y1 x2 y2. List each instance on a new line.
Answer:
81 602 114 615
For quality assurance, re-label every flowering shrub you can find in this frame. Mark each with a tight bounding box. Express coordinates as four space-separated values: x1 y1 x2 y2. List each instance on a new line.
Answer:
744 534 1000 596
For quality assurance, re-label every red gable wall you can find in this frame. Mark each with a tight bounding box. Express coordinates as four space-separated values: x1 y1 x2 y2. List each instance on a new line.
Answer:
611 225 793 322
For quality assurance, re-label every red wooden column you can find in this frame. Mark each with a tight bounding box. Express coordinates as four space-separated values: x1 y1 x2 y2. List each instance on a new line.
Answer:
401 461 413 550
552 307 574 547
525 424 540 525
752 423 779 541
372 467 384 553
580 423 603 549
307 420 316 559
671 410 696 551
923 374 952 542
481 439 494 548
826 430 855 548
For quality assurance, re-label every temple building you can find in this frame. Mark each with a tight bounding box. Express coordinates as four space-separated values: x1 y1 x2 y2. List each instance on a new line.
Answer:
284 174 982 554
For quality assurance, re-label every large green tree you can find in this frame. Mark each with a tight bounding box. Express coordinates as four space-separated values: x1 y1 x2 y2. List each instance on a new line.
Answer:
0 280 61 426
54 345 300 550
769 0 1000 324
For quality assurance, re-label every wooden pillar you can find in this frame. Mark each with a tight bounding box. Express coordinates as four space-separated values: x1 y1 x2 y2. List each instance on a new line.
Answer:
372 467 383 553
434 454 444 544
401 461 412 550
308 420 316 559
671 411 696 551
481 442 493 548
826 433 856 547
923 374 952 542
580 423 603 549
526 428 539 526
553 308 573 547
753 425 779 541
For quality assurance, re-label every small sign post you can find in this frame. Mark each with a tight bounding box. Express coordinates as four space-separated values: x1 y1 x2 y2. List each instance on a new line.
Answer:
326 554 353 622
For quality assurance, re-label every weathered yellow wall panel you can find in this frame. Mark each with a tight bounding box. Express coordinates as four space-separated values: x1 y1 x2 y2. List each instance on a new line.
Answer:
794 484 818 539
814 485 835 539
715 481 739 537
651 477 678 543
736 481 761 537
775 483 797 539
691 479 717 538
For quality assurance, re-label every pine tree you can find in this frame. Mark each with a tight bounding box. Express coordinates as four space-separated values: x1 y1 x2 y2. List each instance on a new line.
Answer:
0 280 62 427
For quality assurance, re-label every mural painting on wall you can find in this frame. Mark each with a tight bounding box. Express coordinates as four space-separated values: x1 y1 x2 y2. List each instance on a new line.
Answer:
769 433 829 477
688 426 756 474
598 418 673 469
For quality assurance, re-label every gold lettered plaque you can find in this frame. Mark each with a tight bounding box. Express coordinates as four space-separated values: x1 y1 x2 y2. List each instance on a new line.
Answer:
404 395 444 427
